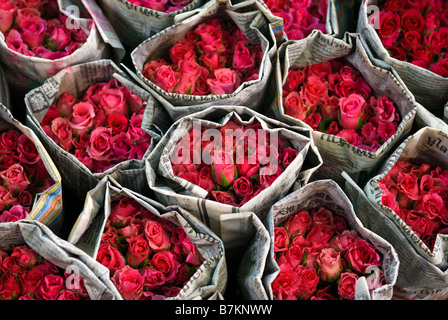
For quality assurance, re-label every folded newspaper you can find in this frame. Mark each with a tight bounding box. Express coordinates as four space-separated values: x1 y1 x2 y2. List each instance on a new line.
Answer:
128 0 279 122
357 0 448 119
0 0 125 93
343 127 448 300
0 104 63 232
68 175 227 300
0 64 10 110
236 179 399 300
268 30 417 187
0 219 120 300
24 59 163 200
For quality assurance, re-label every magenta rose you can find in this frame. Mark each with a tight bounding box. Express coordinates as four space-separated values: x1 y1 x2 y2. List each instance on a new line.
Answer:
0 205 28 222
49 26 71 50
141 266 165 291
338 94 366 130
112 265 144 300
144 220 171 252
19 16 47 48
207 68 241 95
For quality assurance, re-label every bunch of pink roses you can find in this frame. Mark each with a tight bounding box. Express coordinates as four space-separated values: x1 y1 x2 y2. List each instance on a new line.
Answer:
272 207 385 300
97 196 204 300
40 78 151 173
379 159 448 251
282 58 401 152
0 244 89 300
263 0 327 40
142 17 263 96
0 0 88 59
0 129 54 223
170 119 299 207
126 0 192 13
373 0 448 77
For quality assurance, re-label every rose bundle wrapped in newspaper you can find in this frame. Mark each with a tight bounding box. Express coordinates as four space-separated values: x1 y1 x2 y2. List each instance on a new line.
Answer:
237 179 399 300
0 103 62 230
141 17 264 96
0 0 124 92
96 0 204 49
145 105 322 235
262 0 338 40
268 31 417 186
343 127 448 299
0 244 90 300
129 0 278 122
357 0 448 119
24 59 163 199
68 176 227 300
0 220 120 300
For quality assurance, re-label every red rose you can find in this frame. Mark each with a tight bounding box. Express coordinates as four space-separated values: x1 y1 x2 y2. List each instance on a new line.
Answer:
17 134 40 165
338 272 358 300
294 265 320 300
430 58 448 77
397 172 421 200
373 11 401 47
97 243 126 276
301 76 328 106
98 86 129 118
345 238 381 274
169 38 195 65
0 129 20 154
283 69 304 93
283 210 312 237
141 266 165 291
233 176 254 199
401 9 425 33
305 224 335 245
112 265 144 300
232 40 256 73
151 251 181 283
126 236 151 268
0 272 21 300
19 16 47 48
274 226 289 253
259 164 283 189
154 65 180 93
0 163 30 192
175 59 202 94
271 262 300 297
11 245 39 268
210 190 238 206
109 197 140 228
37 274 65 300
19 267 45 296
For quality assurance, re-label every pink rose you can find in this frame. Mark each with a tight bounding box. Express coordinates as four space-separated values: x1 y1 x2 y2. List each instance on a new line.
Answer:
87 127 113 162
144 220 171 252
294 265 320 300
277 244 303 270
0 163 30 192
169 38 195 65
345 238 381 274
305 224 335 245
141 266 165 291
154 65 180 93
301 76 328 106
338 94 366 130
329 230 357 254
207 68 241 95
19 16 47 48
142 59 169 82
317 247 342 282
49 26 71 50
139 0 168 11
336 129 362 146
397 172 421 200
283 69 304 93
50 117 73 151
15 7 40 26
0 5 17 33
211 149 236 188
151 251 181 283
283 91 310 121
311 207 334 226
232 40 256 72
5 29 29 55
55 92 76 118
69 102 95 134
112 265 144 300
175 59 202 94
197 166 216 192
37 274 65 300
338 272 359 300
210 190 238 206
109 197 140 228
98 85 129 118
96 243 126 276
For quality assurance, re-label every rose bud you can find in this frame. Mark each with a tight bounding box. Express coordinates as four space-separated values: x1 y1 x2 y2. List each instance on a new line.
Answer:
211 149 237 188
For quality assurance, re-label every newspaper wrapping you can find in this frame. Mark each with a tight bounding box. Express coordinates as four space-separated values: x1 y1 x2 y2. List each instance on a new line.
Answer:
24 59 164 200
128 0 279 122
68 175 227 300
0 220 120 299
236 179 399 300
0 64 10 109
268 30 417 187
0 0 125 93
0 104 63 231
357 0 448 119
343 127 448 300
145 105 323 237
96 0 205 49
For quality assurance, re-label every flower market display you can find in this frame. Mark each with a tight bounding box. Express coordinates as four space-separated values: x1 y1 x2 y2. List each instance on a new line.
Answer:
282 58 401 152
0 244 89 300
40 78 151 173
271 206 385 300
373 0 448 77
97 195 204 300
0 129 54 223
0 0 88 59
126 0 194 13
141 17 264 96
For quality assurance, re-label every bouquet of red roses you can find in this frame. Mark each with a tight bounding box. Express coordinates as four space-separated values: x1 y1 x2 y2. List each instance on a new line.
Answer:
169 119 299 207
141 17 263 96
263 0 328 40
282 58 401 152
272 206 385 300
372 0 448 77
40 78 152 174
126 0 193 13
0 244 89 300
0 129 54 223
97 195 204 300
378 159 448 251
0 0 88 59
